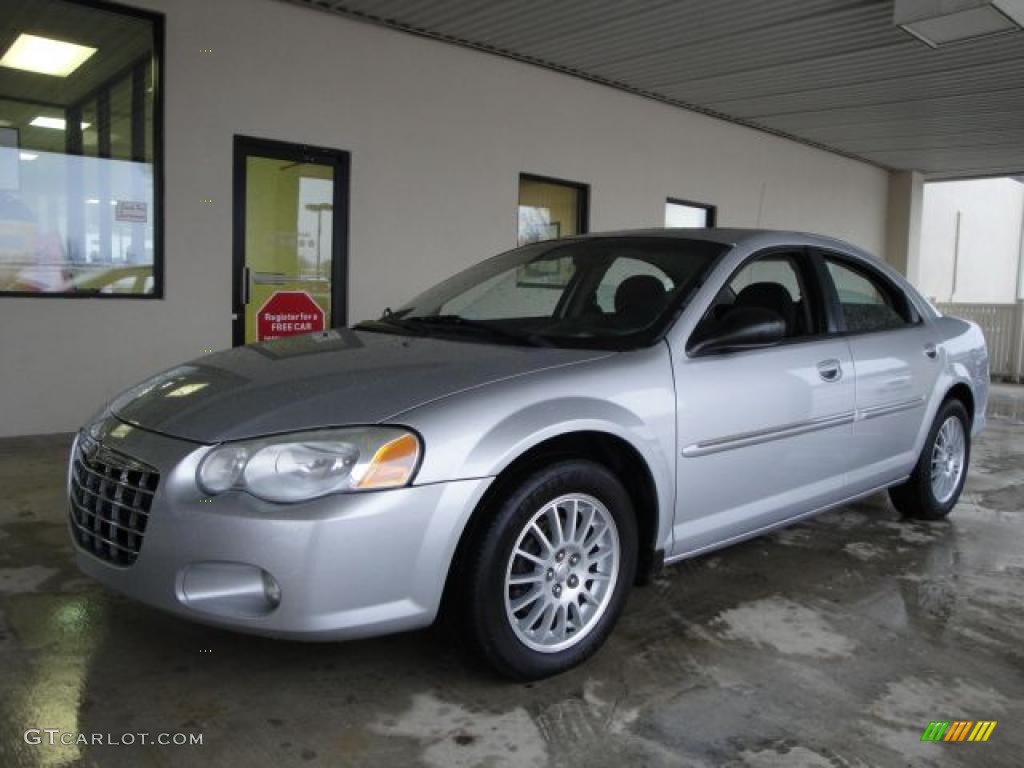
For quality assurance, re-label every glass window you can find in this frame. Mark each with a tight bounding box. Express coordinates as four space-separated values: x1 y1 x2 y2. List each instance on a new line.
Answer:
362 237 727 350
442 253 575 320
826 259 911 334
0 0 161 296
595 257 674 313
665 198 715 228
518 175 587 246
730 256 803 303
697 252 817 341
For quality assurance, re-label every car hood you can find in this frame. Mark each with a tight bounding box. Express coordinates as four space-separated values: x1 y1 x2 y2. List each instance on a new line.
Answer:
109 329 611 443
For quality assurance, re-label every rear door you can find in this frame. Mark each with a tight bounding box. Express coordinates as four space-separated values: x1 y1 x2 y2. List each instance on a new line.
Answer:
818 253 941 493
672 248 856 556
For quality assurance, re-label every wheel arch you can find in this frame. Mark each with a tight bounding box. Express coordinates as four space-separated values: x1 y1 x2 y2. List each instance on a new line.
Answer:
440 430 663 617
944 381 975 426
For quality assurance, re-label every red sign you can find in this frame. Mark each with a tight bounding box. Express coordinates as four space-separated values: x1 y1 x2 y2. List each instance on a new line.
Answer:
256 291 325 341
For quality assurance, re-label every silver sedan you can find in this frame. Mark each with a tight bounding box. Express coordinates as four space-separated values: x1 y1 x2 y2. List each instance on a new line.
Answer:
69 229 988 679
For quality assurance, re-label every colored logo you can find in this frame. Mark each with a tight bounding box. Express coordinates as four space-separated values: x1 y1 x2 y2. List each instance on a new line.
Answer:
921 721 997 742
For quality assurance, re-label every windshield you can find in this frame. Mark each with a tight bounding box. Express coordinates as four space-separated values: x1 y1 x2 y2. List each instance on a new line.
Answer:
357 236 728 350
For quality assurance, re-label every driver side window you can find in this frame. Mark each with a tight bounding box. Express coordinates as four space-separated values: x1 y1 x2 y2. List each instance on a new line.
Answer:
697 251 819 344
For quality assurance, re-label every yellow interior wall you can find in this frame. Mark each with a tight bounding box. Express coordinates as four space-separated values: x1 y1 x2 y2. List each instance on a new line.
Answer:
519 178 581 238
243 158 334 343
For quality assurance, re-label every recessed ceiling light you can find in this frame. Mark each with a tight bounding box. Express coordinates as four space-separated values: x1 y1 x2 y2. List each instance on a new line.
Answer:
0 33 97 77
19 152 38 161
895 0 1023 46
29 116 92 131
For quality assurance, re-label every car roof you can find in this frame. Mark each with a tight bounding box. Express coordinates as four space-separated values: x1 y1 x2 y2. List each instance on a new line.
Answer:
563 227 863 252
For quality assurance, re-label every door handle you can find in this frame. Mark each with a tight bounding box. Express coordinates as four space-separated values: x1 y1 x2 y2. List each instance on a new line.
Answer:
817 359 843 382
923 342 938 359
241 265 252 306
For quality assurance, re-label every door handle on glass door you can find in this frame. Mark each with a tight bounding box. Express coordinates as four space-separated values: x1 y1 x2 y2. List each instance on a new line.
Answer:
241 266 252 305
817 359 842 382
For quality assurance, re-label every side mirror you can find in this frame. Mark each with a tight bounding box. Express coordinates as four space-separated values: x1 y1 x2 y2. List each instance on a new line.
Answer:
688 306 786 356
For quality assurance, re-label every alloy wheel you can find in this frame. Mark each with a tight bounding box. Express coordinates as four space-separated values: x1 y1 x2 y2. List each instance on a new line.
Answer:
930 415 966 504
503 493 621 653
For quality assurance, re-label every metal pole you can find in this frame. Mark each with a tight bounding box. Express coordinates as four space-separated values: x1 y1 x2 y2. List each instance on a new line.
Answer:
315 210 322 280
1016 196 1024 302
950 209 961 303
1014 197 1024 381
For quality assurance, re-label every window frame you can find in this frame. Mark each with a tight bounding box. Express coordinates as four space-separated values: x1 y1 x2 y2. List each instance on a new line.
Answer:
0 0 165 300
813 249 922 337
665 197 717 228
517 172 589 245
686 246 829 357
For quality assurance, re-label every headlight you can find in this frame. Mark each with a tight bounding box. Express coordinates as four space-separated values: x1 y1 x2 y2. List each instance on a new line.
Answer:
197 427 420 503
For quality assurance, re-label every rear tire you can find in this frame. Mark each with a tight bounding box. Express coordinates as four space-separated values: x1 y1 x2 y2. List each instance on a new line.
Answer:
889 399 970 520
464 460 637 680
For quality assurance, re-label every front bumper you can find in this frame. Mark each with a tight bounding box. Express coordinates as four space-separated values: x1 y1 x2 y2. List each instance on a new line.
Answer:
70 418 492 640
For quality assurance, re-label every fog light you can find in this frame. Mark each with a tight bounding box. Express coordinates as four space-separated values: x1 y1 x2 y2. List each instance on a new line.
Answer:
262 570 282 608
179 562 281 618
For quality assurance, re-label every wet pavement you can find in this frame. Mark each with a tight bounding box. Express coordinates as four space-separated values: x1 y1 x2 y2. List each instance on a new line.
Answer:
1 386 1022 767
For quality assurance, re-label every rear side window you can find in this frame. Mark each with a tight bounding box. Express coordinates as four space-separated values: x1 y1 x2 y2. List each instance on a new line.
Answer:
825 259 912 334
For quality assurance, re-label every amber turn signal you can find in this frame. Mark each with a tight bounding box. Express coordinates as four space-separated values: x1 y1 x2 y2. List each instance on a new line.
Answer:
356 432 420 489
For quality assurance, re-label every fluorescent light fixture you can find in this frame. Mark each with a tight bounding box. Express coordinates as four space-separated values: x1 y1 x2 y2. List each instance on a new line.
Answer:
19 152 38 161
29 116 92 131
895 0 1023 46
0 33 96 77
995 0 1024 25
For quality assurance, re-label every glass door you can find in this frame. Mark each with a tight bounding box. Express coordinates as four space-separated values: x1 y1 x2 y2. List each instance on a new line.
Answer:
232 136 349 346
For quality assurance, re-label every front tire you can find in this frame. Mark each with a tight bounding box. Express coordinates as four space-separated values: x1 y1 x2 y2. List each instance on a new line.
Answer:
889 398 971 520
465 460 637 680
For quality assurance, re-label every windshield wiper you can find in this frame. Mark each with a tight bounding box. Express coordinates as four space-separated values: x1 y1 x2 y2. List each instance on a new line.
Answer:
355 317 429 336
401 315 552 347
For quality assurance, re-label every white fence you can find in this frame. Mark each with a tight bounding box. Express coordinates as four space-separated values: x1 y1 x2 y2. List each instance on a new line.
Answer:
936 301 1024 381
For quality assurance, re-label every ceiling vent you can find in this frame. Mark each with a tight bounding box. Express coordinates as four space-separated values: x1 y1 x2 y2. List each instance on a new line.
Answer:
895 0 1024 46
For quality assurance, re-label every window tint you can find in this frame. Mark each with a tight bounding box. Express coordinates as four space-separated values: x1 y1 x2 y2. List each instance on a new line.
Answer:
826 260 910 334
696 252 816 341
595 257 674 313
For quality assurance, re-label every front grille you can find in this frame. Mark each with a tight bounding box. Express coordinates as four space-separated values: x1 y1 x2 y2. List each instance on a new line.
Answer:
69 435 159 566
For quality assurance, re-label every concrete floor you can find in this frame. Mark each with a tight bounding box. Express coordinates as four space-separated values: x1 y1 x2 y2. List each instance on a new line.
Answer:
1 387 1022 768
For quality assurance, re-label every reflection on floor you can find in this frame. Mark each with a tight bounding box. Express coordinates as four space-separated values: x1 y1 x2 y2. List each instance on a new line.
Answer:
1 385 1022 767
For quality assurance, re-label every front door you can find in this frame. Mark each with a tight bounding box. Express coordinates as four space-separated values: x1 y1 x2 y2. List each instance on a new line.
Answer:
672 249 856 557
232 136 350 346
